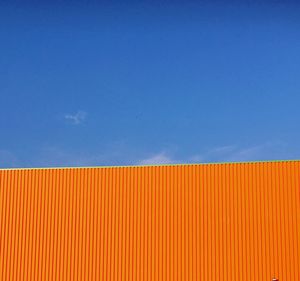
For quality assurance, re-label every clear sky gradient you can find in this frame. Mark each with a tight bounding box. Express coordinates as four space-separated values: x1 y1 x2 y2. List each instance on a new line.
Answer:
1 1 300 167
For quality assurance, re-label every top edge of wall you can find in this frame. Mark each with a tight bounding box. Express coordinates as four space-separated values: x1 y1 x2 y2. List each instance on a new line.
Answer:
0 159 300 171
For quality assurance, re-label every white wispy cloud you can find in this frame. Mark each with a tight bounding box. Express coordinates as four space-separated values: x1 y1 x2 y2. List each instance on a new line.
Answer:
188 141 288 163
64 110 87 125
0 141 291 169
208 145 236 154
138 152 176 165
138 141 289 166
222 141 287 162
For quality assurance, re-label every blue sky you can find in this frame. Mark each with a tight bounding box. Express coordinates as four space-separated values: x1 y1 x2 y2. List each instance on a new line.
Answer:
1 1 300 167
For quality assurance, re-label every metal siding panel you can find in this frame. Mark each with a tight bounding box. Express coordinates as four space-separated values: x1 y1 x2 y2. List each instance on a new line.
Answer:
0 161 299 280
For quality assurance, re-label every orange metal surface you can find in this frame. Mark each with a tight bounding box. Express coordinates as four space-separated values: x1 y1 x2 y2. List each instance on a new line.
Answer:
0 161 299 280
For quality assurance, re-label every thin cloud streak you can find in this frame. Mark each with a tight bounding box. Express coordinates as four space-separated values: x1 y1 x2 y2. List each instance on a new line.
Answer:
0 141 293 169
190 141 289 163
64 110 87 125
137 141 290 166
138 152 176 165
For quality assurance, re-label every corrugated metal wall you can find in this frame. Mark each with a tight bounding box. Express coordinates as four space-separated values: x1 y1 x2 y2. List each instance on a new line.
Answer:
0 161 299 280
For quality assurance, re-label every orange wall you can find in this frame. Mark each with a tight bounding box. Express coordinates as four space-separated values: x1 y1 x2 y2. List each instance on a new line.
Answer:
0 161 299 280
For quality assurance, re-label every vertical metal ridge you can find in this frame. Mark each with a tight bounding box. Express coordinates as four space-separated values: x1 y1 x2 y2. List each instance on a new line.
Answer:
0 162 299 280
